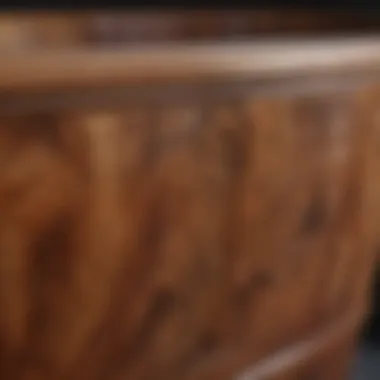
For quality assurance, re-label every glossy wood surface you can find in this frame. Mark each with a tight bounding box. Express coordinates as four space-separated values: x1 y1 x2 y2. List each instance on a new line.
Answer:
2 36 380 93
0 15 380 380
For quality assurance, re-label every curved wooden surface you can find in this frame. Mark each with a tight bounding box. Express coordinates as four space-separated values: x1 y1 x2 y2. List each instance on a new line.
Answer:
1 15 380 380
3 37 380 91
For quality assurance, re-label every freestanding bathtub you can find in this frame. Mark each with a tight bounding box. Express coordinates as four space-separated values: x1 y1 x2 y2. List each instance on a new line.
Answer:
1 11 380 380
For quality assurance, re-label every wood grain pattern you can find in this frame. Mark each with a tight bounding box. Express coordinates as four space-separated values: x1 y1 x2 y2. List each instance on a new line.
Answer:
0 22 380 379
0 89 378 380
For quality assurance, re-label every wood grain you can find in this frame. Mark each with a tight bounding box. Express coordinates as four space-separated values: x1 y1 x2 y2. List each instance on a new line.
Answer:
0 91 377 380
0 23 379 380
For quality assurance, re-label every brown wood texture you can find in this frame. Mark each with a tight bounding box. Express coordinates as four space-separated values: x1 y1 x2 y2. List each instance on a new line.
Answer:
1 26 380 380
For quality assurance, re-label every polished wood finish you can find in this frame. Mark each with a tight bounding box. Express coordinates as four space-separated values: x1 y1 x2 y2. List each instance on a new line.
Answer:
1 14 380 380
3 37 380 92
